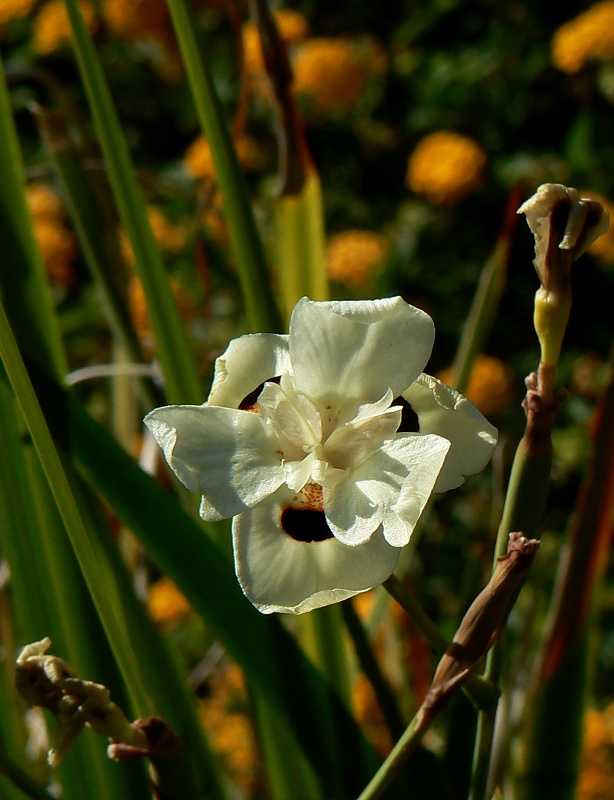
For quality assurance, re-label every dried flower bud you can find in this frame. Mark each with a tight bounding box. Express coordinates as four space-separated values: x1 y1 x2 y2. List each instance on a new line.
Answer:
423 532 540 714
518 184 608 292
15 638 149 766
518 184 609 366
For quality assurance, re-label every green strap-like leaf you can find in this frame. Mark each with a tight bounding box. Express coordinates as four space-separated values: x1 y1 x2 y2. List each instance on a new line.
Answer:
62 0 203 405
3 354 379 797
166 0 283 334
0 53 65 376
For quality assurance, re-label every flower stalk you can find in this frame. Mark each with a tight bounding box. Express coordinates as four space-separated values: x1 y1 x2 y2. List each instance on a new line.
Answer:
518 346 614 799
358 533 539 800
469 184 609 800
248 0 329 318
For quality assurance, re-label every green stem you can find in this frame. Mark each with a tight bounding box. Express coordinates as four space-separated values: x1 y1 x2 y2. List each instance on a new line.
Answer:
384 576 499 712
469 416 554 799
356 709 431 800
519 348 614 799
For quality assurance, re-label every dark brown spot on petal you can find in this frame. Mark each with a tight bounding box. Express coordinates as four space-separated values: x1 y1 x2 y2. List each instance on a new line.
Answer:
238 376 281 411
395 396 420 432
281 507 334 542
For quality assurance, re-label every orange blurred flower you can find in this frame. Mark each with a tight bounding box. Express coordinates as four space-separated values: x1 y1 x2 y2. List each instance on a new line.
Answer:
406 131 486 205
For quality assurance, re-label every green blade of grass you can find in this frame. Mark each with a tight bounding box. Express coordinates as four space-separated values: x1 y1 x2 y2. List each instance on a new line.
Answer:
0 53 65 377
166 0 283 334
71 481 226 800
0 64 151 795
5 356 379 798
33 105 161 412
0 381 150 800
0 755 56 800
62 0 202 405
518 352 614 800
0 304 219 799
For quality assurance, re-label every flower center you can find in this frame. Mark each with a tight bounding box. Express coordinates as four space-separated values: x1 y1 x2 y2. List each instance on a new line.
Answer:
258 378 403 493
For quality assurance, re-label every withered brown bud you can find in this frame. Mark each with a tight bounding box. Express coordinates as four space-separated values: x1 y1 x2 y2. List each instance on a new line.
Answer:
518 184 608 293
518 184 608 367
423 532 540 714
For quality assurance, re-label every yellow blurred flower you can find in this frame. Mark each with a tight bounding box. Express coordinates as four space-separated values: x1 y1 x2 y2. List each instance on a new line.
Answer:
119 206 186 264
242 8 310 74
103 0 185 81
26 182 64 220
34 0 97 55
552 1 614 74
0 0 36 28
293 37 384 113
104 0 169 42
184 135 263 181
438 355 514 417
148 577 192 625
352 673 393 756
326 230 388 288
578 707 614 799
200 665 258 795
579 766 614 800
406 131 487 205
27 182 77 286
128 275 191 351
33 219 78 286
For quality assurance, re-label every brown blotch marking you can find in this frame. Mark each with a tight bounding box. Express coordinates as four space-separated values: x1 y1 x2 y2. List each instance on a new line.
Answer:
281 507 334 542
395 396 420 432
239 376 281 412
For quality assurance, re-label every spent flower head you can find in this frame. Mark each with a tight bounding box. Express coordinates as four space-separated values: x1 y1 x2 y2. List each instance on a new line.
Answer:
145 297 497 614
518 184 609 367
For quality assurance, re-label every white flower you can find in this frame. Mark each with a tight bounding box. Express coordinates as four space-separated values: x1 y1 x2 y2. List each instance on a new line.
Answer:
145 297 497 614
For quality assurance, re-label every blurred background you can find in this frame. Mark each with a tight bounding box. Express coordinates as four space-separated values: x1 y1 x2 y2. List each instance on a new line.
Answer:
3 1 614 797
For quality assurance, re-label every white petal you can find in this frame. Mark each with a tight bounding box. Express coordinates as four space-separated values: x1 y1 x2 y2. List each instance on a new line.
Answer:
324 476 384 546
324 434 449 546
384 436 450 546
232 491 401 614
402 374 498 492
144 405 285 521
208 333 291 408
284 452 315 493
289 297 434 413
